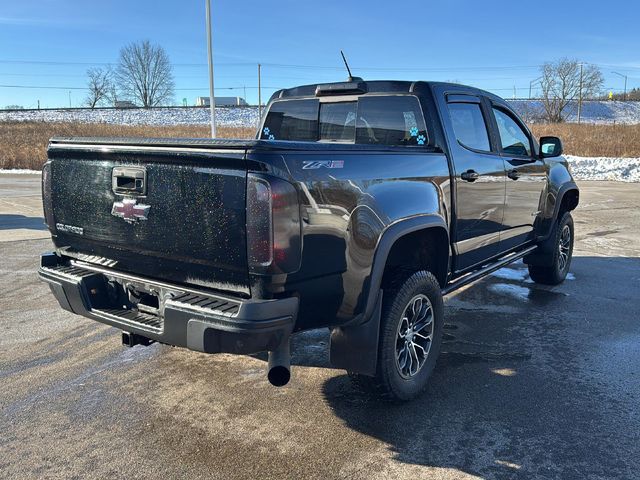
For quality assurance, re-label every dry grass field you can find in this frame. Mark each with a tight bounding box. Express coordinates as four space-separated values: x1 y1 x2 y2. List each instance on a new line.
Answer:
1 121 639 170
0 122 254 170
529 123 640 158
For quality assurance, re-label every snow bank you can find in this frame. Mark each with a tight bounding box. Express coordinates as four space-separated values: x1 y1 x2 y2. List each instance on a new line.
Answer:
565 155 640 182
2 101 640 126
509 100 640 124
0 169 41 175
0 106 261 128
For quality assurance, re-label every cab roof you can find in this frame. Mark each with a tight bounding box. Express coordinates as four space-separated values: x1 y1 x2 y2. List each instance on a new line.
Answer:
269 80 504 104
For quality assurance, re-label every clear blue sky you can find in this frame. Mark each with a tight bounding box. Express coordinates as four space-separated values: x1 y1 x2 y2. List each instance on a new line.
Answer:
1 0 639 108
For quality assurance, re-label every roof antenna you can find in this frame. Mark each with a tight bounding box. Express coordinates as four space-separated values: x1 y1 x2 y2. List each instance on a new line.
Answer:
340 50 356 82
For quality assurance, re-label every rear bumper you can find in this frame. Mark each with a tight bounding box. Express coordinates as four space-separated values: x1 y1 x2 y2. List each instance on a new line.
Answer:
38 252 297 354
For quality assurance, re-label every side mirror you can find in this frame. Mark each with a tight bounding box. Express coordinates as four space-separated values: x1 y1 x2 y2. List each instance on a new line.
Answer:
539 136 563 158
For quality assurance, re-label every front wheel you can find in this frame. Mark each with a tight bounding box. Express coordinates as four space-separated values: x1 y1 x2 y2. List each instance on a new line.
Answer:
349 270 444 401
528 211 574 285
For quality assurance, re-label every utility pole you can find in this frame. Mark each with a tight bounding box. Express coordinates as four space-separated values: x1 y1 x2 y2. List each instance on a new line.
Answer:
243 85 246 105
577 63 583 124
529 76 542 99
612 72 628 101
258 63 262 118
68 91 72 108
513 85 516 100
205 0 217 138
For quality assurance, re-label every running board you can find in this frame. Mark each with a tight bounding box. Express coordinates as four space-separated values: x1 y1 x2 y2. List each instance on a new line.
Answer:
442 245 537 296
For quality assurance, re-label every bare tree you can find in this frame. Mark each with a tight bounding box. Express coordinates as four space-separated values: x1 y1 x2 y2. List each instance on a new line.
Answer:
114 40 175 107
540 58 604 122
84 67 112 108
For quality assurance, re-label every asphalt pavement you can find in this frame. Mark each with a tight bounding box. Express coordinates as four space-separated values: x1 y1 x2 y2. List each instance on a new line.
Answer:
1 175 639 479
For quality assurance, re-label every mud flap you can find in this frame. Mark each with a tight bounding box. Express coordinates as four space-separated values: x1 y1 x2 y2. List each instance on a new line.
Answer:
329 290 382 376
523 249 554 267
525 221 558 267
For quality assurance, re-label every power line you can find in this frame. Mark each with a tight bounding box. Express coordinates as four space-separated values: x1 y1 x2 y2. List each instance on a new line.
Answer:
0 83 283 91
0 59 255 67
0 84 88 90
0 59 544 72
2 58 640 73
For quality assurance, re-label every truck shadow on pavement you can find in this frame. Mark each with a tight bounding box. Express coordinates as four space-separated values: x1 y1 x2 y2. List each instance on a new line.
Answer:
0 214 47 231
315 256 640 479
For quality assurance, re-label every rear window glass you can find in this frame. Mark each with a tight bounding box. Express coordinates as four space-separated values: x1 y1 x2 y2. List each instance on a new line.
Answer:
261 95 428 146
261 99 319 142
319 102 356 142
356 96 428 146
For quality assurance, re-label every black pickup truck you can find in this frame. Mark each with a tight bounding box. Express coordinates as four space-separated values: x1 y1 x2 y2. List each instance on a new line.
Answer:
39 79 578 400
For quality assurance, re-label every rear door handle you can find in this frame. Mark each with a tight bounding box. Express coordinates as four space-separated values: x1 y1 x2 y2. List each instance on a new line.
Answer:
507 169 521 180
460 170 480 182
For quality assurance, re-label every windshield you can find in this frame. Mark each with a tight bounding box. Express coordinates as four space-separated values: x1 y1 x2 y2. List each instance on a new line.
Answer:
260 95 428 146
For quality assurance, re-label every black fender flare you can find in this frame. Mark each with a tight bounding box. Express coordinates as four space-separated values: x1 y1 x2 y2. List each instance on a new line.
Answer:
362 214 449 322
526 182 579 267
330 215 449 376
536 181 579 243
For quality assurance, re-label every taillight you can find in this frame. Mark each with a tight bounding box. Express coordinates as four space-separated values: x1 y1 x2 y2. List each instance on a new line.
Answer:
42 161 55 232
247 174 301 274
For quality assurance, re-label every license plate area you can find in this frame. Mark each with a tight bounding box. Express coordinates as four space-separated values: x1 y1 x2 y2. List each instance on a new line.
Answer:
86 275 169 333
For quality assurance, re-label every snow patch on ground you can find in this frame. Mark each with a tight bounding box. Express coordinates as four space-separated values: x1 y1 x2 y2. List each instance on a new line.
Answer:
489 283 530 301
565 156 640 182
510 100 640 125
3 100 640 126
0 169 41 175
491 267 529 282
0 106 261 128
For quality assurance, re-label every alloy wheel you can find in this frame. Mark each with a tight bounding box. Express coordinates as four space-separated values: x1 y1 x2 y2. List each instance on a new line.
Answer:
558 224 571 271
395 294 434 379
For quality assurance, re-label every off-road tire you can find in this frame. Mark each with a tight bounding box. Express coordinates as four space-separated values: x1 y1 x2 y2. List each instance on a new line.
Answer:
528 211 574 285
349 270 444 401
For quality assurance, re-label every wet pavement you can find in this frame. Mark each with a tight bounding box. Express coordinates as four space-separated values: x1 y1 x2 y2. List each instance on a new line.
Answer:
1 178 639 479
0 174 49 243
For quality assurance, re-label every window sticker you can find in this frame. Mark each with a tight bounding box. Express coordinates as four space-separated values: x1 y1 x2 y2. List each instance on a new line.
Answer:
263 127 275 140
409 126 419 137
416 134 426 145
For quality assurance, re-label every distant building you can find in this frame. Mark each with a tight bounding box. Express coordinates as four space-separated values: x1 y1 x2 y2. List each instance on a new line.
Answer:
196 96 248 107
114 100 137 109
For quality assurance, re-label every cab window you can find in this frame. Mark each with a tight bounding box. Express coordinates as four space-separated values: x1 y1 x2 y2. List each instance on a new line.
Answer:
492 108 532 156
261 99 319 142
355 96 428 146
319 102 356 142
261 95 428 146
447 102 491 152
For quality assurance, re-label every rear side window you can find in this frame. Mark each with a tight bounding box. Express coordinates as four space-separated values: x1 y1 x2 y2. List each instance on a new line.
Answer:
261 99 319 141
261 95 428 146
492 108 532 156
356 96 428 146
447 103 491 152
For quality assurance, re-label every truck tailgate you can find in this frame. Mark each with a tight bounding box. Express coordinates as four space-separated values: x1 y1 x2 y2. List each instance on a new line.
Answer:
45 139 250 295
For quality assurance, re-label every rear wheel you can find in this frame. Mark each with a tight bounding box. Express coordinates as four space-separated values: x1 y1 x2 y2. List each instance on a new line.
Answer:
528 211 574 285
349 270 444 401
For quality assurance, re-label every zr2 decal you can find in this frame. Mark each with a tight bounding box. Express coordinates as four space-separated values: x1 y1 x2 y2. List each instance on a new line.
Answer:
302 160 345 170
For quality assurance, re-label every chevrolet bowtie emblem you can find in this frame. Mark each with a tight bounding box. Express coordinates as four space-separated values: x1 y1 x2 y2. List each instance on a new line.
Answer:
111 198 151 223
